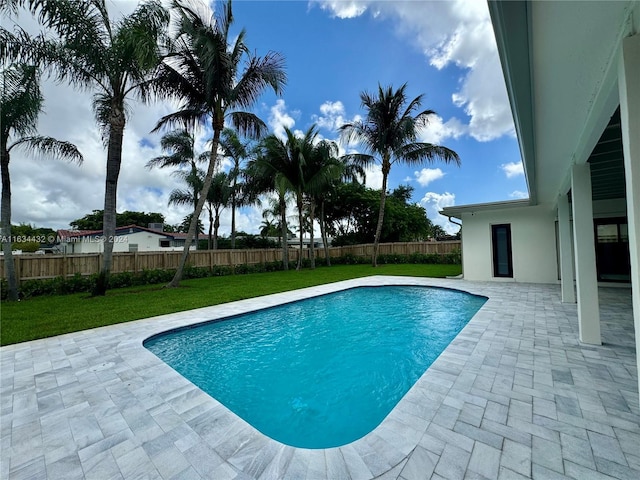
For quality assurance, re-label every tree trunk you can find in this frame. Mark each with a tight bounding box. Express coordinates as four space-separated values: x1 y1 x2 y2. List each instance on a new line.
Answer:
192 163 200 250
93 108 125 296
213 208 220 250
309 200 316 269
372 156 391 267
1 142 18 301
207 204 213 250
296 194 304 270
320 199 331 266
230 175 237 249
280 195 289 270
167 126 221 288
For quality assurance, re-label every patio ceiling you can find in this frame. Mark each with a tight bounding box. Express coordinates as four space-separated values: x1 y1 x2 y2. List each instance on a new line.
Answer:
588 108 626 201
488 0 635 207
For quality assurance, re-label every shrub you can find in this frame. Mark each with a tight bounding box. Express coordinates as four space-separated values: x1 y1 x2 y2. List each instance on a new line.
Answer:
1 249 460 300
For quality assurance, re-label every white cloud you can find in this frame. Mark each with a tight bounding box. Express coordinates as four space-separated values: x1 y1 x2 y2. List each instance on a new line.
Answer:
314 1 369 19
363 163 383 190
414 168 445 187
418 191 458 234
313 100 346 131
268 99 297 140
501 161 524 178
313 0 515 142
509 190 529 199
419 115 466 144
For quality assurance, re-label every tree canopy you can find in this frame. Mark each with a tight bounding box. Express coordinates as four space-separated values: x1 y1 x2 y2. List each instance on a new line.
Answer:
70 210 165 230
324 183 434 246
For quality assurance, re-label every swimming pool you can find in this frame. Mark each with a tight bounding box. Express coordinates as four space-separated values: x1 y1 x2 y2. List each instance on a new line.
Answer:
144 285 486 448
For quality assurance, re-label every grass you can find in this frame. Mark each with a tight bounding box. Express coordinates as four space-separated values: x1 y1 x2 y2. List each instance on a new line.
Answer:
0 263 461 346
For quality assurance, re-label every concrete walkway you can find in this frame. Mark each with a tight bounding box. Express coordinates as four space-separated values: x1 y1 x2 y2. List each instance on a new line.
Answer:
1 277 638 479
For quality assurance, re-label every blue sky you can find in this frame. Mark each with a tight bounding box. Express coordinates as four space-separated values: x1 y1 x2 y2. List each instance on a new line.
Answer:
8 0 527 235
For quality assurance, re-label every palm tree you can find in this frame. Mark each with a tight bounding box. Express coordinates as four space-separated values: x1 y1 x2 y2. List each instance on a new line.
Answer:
312 149 366 266
253 127 315 270
245 156 291 270
340 83 460 266
152 0 286 287
300 137 345 269
1 64 83 301
219 128 252 249
2 0 170 295
147 129 207 246
204 171 232 249
259 218 278 238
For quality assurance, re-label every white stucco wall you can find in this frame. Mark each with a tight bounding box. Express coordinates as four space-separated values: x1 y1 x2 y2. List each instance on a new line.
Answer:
460 204 558 283
60 230 188 254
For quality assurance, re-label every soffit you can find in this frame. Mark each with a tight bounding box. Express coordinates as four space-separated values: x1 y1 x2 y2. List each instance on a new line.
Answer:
588 108 626 201
490 0 634 206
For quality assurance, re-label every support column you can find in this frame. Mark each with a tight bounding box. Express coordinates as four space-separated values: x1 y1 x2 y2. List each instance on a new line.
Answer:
618 33 640 403
571 163 601 345
557 193 575 303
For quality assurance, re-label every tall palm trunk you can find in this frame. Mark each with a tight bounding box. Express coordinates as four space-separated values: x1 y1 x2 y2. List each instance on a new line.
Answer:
309 200 316 269
280 196 289 270
207 205 213 250
296 195 304 270
168 126 221 287
1 142 18 301
94 108 125 296
230 178 237 248
372 156 391 267
319 200 331 266
191 162 200 249
213 208 220 250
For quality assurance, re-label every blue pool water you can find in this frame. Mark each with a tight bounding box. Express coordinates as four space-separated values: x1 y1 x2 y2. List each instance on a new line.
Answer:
144 286 486 448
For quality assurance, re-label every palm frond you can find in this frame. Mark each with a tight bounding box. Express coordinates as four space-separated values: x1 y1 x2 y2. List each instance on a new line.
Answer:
168 188 193 206
9 135 83 163
228 111 267 139
232 51 287 108
395 143 460 166
1 63 43 139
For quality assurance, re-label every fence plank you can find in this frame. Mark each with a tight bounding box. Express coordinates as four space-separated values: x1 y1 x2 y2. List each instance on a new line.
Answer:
0 241 460 281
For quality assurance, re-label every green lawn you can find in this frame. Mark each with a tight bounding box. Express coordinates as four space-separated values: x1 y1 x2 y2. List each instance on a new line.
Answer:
0 263 461 346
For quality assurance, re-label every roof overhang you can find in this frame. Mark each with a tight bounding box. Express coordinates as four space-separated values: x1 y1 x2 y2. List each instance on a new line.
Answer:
487 0 636 208
441 199 531 220
487 0 536 204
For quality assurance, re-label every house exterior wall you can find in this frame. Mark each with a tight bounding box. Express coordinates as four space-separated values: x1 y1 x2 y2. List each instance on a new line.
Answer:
59 230 189 254
460 205 558 283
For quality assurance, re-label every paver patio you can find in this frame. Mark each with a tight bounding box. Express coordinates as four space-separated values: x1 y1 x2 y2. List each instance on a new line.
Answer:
1 277 638 479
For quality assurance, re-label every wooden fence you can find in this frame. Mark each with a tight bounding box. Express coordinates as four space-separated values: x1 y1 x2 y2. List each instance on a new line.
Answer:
0 241 461 282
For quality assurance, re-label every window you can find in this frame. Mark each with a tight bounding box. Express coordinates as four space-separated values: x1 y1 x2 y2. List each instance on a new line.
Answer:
492 224 513 278
594 217 630 282
159 239 170 248
129 244 138 253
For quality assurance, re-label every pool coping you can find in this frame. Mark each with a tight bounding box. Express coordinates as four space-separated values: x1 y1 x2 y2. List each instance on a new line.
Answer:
116 276 495 478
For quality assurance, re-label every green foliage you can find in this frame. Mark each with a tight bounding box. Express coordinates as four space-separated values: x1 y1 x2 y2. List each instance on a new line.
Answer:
70 210 166 230
216 235 278 249
0 249 461 301
327 183 433 245
11 223 56 240
12 241 40 252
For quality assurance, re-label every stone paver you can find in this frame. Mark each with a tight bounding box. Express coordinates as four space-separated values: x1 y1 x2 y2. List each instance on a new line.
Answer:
1 277 638 479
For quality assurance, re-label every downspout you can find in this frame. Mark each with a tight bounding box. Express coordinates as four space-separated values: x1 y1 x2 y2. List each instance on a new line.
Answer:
446 216 463 279
446 216 462 229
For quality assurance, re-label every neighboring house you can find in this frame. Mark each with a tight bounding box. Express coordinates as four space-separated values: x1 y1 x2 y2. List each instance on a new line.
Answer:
441 2 639 396
56 225 196 254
